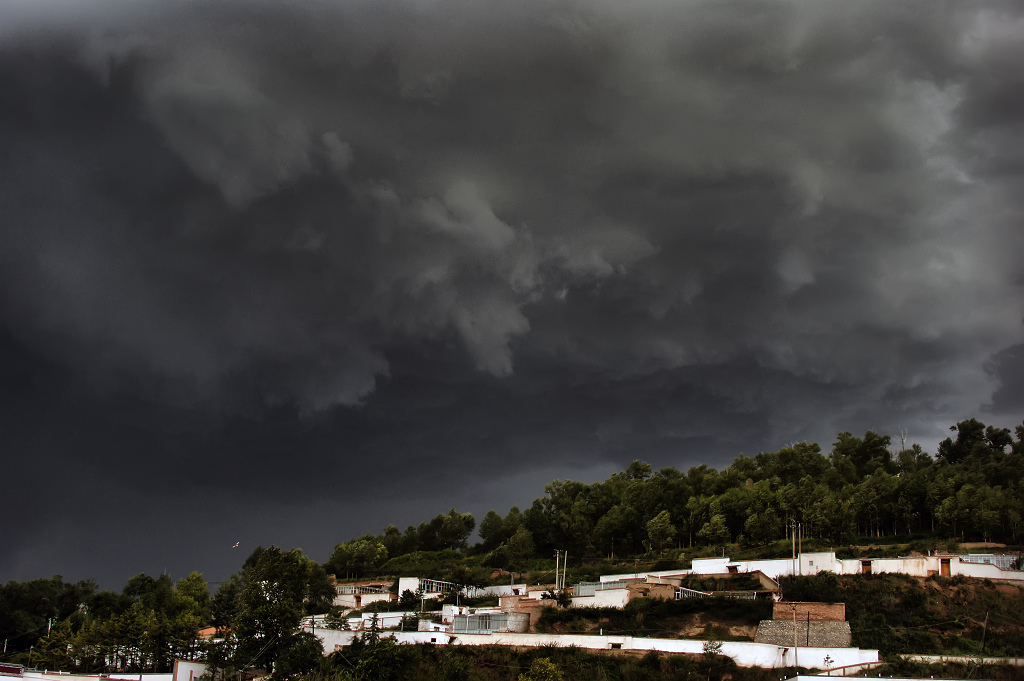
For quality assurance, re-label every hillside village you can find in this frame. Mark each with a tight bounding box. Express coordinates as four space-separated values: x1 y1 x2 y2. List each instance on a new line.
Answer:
4 423 1024 681
310 550 1024 673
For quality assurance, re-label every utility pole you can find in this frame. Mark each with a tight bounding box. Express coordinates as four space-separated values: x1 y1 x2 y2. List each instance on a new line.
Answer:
563 553 569 594
790 603 799 670
554 550 561 591
791 520 797 577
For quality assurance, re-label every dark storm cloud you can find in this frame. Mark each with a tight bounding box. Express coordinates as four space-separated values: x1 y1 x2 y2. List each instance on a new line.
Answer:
1 0 1023 585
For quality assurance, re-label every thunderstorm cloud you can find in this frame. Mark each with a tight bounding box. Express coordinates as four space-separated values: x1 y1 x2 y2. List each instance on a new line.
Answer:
0 0 1022 585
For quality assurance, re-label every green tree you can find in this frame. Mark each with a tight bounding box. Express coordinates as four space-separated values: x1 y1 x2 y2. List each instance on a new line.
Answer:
212 574 243 631
939 418 1013 465
175 572 212 622
506 527 535 572
646 510 677 552
832 431 894 480
593 504 633 557
328 537 389 579
270 631 323 680
479 510 506 550
416 509 476 551
743 508 781 546
699 514 730 547
305 563 335 615
234 546 323 674
626 460 652 480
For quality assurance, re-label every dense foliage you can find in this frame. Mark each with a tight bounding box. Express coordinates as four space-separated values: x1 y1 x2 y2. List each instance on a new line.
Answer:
0 572 210 672
318 640 747 681
0 547 332 679
342 418 1024 574
310 639 1024 681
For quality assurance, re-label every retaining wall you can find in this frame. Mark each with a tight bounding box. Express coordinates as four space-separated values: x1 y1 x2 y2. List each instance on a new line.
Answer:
308 628 878 669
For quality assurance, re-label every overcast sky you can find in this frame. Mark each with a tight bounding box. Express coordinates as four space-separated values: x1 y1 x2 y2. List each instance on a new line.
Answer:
2 0 1022 588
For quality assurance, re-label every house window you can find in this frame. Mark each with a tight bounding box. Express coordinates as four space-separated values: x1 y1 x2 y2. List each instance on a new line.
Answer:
610 643 622 649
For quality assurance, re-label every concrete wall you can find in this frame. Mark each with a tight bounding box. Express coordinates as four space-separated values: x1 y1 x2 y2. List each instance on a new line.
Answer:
831 555 1024 581
690 558 731 574
800 553 840 575
899 654 1024 667
15 675 174 681
735 559 791 579
954 560 1018 580
596 554 831 583
397 577 420 595
172 661 207 681
869 558 934 577
592 588 630 608
442 605 470 623
591 552 1024 588
308 628 878 670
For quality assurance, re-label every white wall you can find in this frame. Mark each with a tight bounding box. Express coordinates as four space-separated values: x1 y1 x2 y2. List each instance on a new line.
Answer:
953 560 1016 580
570 587 631 608
733 559 792 579
589 552 1024 587
593 588 631 608
18 674 174 681
466 584 528 598
690 558 730 573
870 558 933 577
307 628 878 670
800 552 838 575
397 577 420 595
172 661 207 681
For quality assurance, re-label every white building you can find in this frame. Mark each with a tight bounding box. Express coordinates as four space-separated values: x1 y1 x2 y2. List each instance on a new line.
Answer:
594 551 1024 588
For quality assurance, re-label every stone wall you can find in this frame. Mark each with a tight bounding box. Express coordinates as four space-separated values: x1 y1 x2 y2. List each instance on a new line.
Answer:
754 620 852 648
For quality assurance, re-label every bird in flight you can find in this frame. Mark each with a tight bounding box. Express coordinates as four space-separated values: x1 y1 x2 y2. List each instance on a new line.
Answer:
232 542 240 548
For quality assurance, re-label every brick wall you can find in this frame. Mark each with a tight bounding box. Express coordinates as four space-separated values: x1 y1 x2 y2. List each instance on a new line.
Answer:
773 601 846 621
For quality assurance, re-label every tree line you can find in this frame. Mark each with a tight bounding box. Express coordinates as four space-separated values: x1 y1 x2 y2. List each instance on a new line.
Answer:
330 417 1024 578
0 572 211 672
0 547 334 679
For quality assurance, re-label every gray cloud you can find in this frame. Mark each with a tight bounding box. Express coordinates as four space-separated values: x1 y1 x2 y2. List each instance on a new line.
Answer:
1 0 1023 585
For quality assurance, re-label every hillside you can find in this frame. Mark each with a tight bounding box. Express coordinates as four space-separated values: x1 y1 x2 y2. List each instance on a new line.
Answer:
779 572 1024 656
